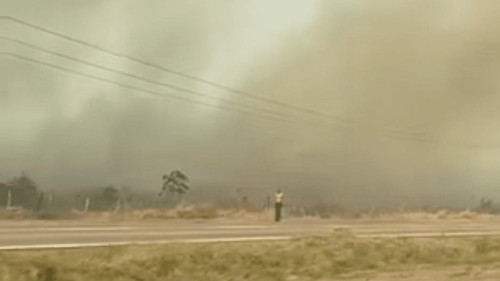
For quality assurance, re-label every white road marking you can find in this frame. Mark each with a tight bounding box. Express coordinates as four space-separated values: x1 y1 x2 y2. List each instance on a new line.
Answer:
2 220 500 251
0 229 305 238
357 231 500 238
0 236 293 251
0 227 137 233
2 231 500 251
41 227 137 231
208 225 269 229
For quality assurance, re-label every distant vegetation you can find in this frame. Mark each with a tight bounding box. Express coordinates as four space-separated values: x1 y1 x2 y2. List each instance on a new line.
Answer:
0 172 190 215
0 173 41 211
1 172 500 220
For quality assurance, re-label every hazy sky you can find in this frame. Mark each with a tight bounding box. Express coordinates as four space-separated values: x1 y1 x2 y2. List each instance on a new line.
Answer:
2 0 500 208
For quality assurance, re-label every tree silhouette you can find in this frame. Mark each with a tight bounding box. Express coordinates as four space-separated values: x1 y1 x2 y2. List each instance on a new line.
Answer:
6 173 39 210
159 170 190 197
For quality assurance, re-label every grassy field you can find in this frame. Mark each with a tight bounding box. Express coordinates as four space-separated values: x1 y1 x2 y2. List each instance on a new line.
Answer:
2 230 500 281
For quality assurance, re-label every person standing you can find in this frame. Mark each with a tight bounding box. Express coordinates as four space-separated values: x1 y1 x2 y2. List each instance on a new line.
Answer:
274 189 284 222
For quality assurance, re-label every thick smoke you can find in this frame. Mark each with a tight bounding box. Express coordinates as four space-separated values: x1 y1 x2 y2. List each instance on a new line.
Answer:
2 0 500 209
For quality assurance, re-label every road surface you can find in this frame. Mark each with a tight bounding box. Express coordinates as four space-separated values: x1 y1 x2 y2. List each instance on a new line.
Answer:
1 219 500 250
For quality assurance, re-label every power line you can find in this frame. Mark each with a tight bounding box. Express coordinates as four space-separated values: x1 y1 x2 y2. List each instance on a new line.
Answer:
3 51 499 149
1 15 355 124
2 15 441 141
2 36 298 121
1 50 433 145
0 52 292 124
0 34 434 139
2 17 497 148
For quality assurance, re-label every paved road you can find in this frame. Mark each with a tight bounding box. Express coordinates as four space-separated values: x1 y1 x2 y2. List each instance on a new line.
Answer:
1 219 500 250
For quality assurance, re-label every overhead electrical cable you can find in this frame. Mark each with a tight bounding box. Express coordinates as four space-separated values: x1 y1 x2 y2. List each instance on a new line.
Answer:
3 16 497 148
2 15 438 140
1 36 298 121
0 16 360 125
4 51 499 149
0 52 292 123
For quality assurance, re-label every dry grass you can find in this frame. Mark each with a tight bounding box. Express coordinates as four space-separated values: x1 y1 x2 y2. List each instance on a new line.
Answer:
103 207 269 221
2 231 500 280
357 209 497 222
0 209 32 220
0 207 497 224
0 206 269 221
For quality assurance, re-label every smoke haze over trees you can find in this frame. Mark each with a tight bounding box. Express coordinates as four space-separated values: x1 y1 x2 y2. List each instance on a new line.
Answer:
0 173 39 210
2 0 500 209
